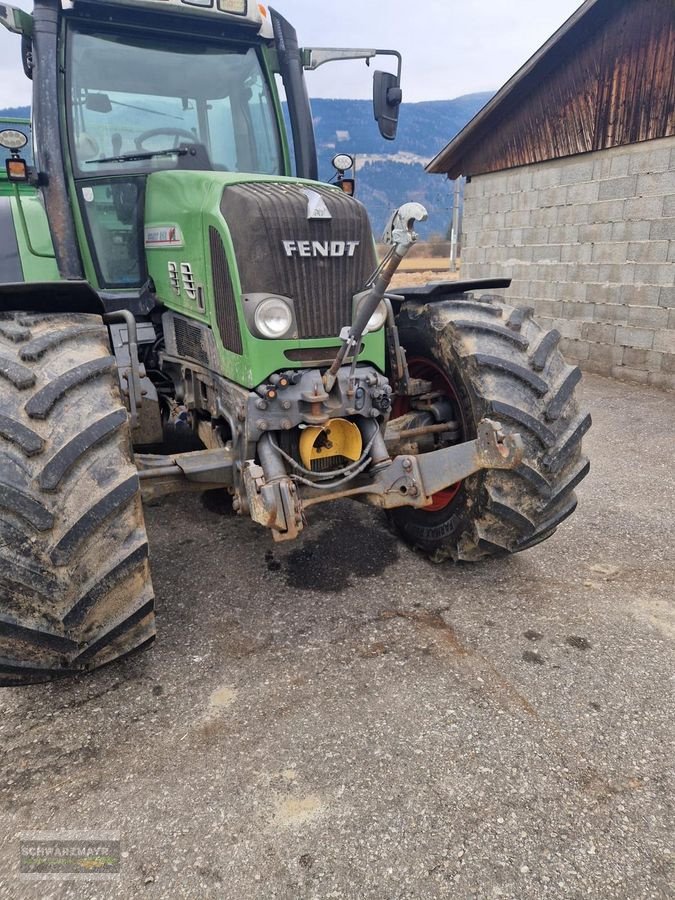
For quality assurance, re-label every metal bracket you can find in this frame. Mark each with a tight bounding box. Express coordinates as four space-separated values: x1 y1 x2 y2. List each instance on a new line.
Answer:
383 296 409 394
0 4 33 36
243 463 303 542
103 310 144 430
399 419 524 503
382 202 429 256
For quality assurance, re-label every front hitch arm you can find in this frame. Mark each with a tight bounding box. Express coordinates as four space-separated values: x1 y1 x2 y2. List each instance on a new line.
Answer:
405 419 524 501
301 419 524 510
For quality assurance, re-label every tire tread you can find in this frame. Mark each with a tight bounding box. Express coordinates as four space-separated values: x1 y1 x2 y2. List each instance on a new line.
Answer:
0 312 155 685
391 295 590 561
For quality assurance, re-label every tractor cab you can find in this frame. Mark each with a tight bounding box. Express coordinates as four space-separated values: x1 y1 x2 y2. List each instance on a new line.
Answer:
1 0 403 301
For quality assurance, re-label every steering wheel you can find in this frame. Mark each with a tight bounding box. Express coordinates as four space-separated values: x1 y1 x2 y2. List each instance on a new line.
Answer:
134 127 197 151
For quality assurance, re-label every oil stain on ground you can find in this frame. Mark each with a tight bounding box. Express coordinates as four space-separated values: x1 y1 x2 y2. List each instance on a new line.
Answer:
200 489 235 516
282 518 399 592
566 635 592 650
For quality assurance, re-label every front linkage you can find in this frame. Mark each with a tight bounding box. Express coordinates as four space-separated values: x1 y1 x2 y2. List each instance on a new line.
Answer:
138 419 523 542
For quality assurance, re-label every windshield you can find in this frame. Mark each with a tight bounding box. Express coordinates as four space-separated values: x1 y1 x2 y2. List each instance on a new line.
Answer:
67 27 283 176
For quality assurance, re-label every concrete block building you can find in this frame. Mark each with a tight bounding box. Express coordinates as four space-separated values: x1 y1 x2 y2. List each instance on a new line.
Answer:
427 0 674 389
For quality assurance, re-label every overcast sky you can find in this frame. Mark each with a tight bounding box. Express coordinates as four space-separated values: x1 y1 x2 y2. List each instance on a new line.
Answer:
0 0 582 108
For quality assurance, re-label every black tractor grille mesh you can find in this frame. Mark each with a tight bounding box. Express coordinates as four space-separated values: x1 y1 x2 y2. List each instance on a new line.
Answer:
209 226 243 355
311 455 351 474
220 183 376 340
173 316 209 367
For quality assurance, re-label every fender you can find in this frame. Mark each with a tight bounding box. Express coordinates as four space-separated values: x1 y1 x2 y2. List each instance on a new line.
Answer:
389 277 512 305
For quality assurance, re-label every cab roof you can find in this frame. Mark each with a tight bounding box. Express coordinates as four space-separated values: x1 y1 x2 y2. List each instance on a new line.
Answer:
72 0 273 36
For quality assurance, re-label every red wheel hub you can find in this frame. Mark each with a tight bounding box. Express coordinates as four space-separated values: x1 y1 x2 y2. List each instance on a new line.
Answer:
392 358 465 512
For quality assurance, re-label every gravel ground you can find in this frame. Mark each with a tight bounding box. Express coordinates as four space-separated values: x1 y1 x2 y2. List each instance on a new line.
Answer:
0 373 673 899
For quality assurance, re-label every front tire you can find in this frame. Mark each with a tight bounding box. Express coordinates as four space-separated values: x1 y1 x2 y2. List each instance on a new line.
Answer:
0 312 155 685
390 294 591 562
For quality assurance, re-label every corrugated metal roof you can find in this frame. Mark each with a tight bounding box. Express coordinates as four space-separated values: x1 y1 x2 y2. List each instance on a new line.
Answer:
427 0 675 178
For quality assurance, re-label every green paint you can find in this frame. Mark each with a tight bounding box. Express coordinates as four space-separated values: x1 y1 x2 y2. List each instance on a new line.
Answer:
0 117 58 278
11 195 60 282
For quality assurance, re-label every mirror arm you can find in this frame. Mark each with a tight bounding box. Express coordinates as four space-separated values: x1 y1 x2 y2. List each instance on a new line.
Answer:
377 50 403 84
302 48 377 70
0 4 33 35
303 48 402 80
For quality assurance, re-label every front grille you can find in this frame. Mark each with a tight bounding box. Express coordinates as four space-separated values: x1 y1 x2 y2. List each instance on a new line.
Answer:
173 316 210 367
284 344 364 365
311 455 351 474
220 183 376 340
210 227 243 355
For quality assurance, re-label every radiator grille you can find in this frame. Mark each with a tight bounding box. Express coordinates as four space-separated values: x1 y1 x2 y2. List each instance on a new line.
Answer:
284 344 363 365
209 226 243 355
311 455 351 474
220 183 376 340
173 316 210 367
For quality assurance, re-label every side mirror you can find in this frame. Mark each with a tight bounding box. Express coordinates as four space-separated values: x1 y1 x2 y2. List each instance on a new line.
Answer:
373 70 402 141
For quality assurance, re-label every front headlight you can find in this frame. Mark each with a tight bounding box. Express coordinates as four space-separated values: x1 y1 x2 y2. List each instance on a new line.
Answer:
254 297 293 339
363 300 388 334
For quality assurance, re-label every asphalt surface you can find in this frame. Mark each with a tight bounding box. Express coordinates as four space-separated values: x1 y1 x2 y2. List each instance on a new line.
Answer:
0 373 673 899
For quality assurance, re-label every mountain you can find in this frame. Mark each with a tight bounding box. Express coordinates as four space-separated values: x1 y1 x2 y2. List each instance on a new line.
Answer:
311 94 492 161
307 93 493 237
0 92 492 237
0 105 30 119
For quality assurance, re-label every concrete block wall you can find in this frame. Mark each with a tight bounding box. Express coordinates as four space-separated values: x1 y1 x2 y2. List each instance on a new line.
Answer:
460 136 675 389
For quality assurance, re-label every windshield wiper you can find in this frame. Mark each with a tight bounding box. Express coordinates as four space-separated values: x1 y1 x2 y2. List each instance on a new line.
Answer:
86 147 188 165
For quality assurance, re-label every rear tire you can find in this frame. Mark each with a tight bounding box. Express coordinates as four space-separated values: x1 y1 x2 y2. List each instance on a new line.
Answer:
390 294 591 562
0 312 155 685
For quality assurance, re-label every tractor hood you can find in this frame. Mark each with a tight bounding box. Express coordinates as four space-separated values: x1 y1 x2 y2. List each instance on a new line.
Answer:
144 171 384 387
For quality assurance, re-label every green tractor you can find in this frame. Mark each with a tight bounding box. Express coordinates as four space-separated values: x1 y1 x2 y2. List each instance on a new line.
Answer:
0 0 590 685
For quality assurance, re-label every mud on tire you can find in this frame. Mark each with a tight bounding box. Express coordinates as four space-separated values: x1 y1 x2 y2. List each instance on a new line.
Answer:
0 312 155 685
390 294 591 562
